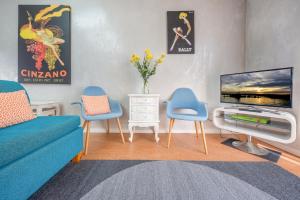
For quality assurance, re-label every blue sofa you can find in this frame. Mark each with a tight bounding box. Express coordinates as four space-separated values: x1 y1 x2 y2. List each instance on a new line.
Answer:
0 80 83 200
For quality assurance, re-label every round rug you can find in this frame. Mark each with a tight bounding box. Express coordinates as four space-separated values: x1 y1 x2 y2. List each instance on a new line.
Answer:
80 161 277 200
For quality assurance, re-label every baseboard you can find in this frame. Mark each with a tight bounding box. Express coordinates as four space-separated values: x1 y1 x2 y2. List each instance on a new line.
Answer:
88 127 229 134
261 140 300 158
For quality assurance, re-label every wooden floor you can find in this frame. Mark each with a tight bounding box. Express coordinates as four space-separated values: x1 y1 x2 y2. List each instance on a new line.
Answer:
82 133 300 176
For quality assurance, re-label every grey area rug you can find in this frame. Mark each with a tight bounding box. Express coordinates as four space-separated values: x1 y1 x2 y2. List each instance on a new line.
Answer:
30 160 300 200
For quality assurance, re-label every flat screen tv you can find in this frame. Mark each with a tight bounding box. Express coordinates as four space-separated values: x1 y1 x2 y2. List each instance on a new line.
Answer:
220 67 293 108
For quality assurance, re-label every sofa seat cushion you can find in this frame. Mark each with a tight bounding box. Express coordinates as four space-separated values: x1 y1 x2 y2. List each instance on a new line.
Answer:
0 116 80 168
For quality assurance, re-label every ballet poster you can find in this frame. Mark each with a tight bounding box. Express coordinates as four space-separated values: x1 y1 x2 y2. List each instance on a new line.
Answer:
167 11 194 54
18 5 71 84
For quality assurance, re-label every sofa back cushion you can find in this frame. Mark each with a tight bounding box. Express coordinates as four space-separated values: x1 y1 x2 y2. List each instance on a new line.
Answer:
82 95 111 115
0 90 36 128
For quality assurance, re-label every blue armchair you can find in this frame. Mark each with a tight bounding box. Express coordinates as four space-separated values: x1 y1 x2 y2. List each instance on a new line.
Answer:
166 88 208 154
73 86 125 155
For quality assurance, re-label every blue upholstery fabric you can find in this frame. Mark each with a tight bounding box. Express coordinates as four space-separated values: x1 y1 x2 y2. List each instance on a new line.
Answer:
0 80 83 200
169 112 207 121
83 86 106 96
0 116 80 168
166 88 208 121
0 128 83 200
0 80 30 101
73 86 123 121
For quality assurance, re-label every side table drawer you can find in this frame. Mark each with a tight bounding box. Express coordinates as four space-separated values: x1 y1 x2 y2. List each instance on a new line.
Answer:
131 97 157 105
131 112 157 121
131 105 156 113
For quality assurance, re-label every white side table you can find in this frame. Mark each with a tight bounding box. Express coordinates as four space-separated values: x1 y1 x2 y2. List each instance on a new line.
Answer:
31 101 61 116
128 94 160 143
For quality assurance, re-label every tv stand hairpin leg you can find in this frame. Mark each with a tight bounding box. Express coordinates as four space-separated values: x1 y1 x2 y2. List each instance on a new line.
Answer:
232 135 269 156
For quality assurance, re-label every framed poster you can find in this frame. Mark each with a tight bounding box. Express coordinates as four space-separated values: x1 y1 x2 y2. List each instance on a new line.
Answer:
167 11 194 54
18 5 71 84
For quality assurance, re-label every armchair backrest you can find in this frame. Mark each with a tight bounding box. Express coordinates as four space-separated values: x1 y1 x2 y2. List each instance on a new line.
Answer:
83 86 106 96
170 88 199 109
0 80 30 101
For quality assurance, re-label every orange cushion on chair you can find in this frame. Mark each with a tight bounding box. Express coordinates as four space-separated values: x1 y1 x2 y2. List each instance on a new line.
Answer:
81 95 111 115
0 90 36 128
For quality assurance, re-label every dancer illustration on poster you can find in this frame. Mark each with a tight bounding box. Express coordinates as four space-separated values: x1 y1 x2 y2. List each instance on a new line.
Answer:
18 5 71 84
170 12 192 51
167 11 194 54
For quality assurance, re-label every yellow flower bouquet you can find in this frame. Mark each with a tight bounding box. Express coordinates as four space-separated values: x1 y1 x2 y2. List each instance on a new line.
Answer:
130 49 166 93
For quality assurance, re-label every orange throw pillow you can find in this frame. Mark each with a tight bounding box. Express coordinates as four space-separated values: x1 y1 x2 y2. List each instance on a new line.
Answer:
0 90 36 128
81 95 111 115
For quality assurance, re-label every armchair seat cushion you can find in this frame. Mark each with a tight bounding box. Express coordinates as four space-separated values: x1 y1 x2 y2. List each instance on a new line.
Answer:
169 112 208 121
0 116 80 168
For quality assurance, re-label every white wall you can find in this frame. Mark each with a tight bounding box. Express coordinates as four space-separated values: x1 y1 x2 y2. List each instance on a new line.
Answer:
246 0 300 155
0 0 246 133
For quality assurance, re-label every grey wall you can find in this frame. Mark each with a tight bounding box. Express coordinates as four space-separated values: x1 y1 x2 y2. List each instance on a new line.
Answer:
0 0 246 133
246 0 300 155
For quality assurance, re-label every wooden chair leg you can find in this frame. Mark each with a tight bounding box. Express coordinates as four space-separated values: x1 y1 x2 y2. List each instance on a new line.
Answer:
116 118 125 144
194 121 199 139
72 152 83 163
82 120 87 130
106 119 110 134
171 119 175 130
167 119 172 148
199 121 208 155
168 118 175 148
84 121 91 155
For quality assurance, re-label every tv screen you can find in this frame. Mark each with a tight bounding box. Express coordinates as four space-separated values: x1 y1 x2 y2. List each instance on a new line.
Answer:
220 67 293 108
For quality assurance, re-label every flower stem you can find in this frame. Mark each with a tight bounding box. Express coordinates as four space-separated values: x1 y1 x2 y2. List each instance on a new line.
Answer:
143 79 149 94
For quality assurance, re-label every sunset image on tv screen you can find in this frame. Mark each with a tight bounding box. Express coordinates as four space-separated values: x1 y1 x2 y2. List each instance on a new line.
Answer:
221 68 293 107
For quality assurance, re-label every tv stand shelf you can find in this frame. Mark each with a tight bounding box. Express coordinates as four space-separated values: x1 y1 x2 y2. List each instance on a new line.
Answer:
213 107 296 144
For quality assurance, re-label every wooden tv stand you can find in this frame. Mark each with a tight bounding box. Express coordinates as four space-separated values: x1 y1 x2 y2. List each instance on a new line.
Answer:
213 107 296 155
